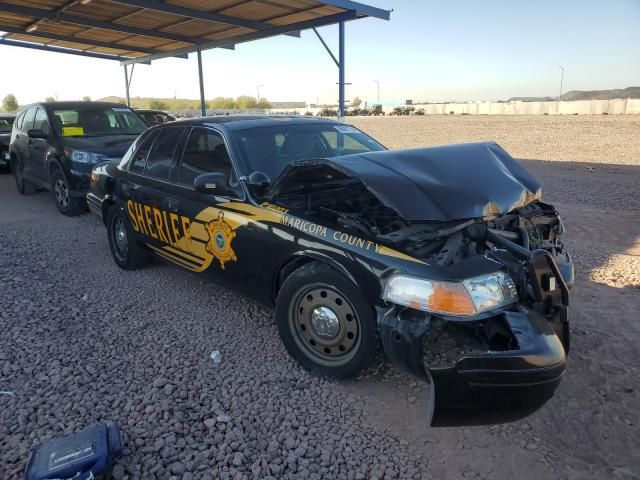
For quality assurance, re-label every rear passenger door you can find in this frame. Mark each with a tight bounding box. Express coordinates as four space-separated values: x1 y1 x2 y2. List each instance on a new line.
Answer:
124 126 187 250
30 107 52 182
14 107 36 178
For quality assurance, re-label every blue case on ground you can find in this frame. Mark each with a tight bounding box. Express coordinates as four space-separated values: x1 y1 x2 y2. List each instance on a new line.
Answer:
24 423 123 480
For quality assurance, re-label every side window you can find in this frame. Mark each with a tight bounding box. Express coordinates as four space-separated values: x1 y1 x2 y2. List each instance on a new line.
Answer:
144 127 185 180
21 107 37 132
178 128 232 186
14 111 25 131
129 130 158 174
33 108 51 136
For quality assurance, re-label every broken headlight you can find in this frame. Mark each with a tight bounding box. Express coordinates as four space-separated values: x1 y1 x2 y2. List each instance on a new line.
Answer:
383 271 518 317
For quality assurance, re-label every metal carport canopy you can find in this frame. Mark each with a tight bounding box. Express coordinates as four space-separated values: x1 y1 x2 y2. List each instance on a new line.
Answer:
0 0 390 117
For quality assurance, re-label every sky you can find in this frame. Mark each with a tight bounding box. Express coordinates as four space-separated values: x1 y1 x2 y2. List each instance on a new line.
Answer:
0 0 639 105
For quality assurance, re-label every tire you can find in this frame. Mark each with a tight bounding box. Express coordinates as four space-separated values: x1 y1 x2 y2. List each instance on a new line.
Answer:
275 262 379 378
13 156 35 195
106 206 151 270
50 168 84 216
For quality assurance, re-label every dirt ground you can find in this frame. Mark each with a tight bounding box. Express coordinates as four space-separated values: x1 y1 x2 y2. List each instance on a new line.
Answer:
1 115 639 479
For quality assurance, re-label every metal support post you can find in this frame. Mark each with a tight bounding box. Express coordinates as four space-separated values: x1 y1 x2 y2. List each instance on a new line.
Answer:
338 21 345 120
197 47 206 117
123 65 130 107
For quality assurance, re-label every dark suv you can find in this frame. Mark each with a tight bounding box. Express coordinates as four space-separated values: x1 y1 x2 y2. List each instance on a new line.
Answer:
0 113 16 172
9 101 148 215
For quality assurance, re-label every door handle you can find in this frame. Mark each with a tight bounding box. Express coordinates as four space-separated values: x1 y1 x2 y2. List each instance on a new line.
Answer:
165 197 180 212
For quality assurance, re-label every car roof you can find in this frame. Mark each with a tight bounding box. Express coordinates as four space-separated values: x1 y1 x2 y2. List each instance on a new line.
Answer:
165 115 340 131
0 113 16 119
21 101 131 111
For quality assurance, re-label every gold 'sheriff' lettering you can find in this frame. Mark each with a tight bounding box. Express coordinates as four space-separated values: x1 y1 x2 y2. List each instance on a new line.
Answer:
127 199 192 250
127 200 138 231
143 205 156 239
134 202 147 236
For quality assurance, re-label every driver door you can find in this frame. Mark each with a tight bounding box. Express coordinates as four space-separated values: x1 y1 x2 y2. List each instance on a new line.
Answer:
169 127 248 288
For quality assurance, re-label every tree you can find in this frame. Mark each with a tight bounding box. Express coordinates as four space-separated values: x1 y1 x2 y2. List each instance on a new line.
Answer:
236 95 258 109
2 94 19 112
45 96 56 102
82 96 91 101
149 99 168 110
257 98 271 109
351 97 362 108
209 97 227 109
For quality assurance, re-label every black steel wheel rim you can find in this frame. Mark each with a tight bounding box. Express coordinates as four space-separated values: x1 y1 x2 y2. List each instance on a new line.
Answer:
112 215 129 262
289 284 361 367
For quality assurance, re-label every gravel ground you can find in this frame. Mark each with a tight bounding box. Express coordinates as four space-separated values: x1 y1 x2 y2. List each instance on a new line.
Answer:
1 115 639 479
350 114 640 165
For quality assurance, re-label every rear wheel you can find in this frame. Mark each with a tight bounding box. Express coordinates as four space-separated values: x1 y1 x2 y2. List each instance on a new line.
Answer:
13 157 35 194
276 262 379 378
106 206 151 270
51 168 84 216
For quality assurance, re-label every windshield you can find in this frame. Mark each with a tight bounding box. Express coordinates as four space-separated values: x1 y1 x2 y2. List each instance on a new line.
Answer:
231 123 386 181
0 117 14 133
51 105 147 137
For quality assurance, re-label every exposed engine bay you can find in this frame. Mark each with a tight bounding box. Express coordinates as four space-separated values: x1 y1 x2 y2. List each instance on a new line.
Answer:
271 172 567 268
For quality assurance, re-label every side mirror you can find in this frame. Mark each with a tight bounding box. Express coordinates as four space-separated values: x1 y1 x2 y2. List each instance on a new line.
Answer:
194 172 233 196
27 128 49 139
246 171 271 196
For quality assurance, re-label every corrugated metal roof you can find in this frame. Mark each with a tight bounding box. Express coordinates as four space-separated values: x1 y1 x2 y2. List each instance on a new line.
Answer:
0 0 389 63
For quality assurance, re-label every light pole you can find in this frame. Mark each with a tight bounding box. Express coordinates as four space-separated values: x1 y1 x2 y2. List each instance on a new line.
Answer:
256 84 264 102
558 66 565 101
373 80 380 102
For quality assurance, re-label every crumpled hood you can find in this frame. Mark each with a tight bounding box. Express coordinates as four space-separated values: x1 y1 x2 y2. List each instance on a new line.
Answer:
272 142 542 222
62 134 138 158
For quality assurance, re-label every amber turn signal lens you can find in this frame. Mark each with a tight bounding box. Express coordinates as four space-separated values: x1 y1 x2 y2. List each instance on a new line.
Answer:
428 283 476 316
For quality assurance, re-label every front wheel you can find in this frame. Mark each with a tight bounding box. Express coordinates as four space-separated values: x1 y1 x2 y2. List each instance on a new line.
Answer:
275 262 379 378
13 157 35 194
106 206 151 270
51 168 83 216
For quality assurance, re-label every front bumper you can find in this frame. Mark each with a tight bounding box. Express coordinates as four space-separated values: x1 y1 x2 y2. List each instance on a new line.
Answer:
378 306 568 426
377 250 572 427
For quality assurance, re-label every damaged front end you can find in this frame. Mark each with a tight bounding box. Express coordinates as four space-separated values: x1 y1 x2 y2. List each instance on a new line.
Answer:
268 143 574 426
377 212 573 426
